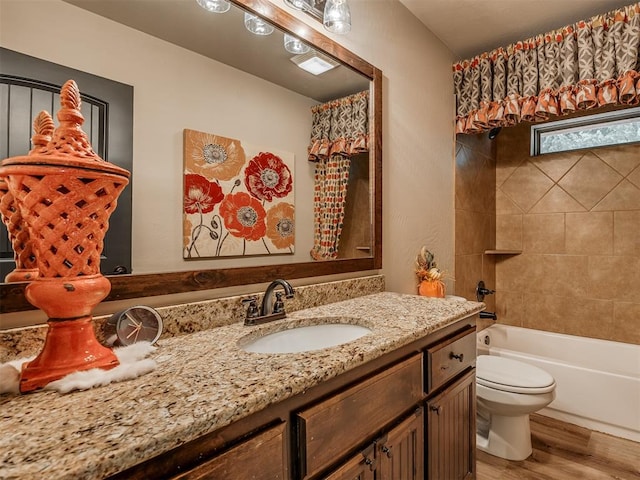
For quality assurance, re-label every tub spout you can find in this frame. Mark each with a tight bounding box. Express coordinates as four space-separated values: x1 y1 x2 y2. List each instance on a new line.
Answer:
479 311 497 320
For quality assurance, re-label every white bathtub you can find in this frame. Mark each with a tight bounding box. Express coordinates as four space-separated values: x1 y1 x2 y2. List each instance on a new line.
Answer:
477 324 640 442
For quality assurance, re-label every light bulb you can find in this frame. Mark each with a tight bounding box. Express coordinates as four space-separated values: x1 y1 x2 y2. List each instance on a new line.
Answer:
244 12 275 35
195 0 230 14
323 0 351 34
284 34 311 55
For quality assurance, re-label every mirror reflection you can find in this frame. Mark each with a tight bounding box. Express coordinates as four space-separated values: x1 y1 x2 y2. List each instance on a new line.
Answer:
0 0 382 313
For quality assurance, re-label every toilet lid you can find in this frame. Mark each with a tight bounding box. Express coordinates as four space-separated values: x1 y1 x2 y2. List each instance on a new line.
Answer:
476 355 556 394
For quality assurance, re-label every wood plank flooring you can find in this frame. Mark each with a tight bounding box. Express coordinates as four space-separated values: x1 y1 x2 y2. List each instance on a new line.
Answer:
476 414 640 480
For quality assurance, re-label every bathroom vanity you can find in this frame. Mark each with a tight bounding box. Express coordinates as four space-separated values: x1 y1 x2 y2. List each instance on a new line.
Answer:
0 292 482 480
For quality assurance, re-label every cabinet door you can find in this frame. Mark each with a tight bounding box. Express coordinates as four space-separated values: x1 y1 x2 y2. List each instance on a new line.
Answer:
426 369 475 480
324 444 375 480
171 422 286 480
377 408 424 480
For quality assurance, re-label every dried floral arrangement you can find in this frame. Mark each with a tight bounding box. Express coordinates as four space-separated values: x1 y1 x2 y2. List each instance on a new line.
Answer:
415 246 443 282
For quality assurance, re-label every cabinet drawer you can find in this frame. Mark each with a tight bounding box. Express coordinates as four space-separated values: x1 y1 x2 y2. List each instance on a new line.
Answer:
426 326 476 393
172 422 286 480
297 354 423 479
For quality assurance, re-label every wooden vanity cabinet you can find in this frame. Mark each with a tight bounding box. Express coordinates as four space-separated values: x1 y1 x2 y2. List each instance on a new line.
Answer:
324 408 424 480
425 325 477 480
171 422 287 480
296 354 423 479
426 370 475 480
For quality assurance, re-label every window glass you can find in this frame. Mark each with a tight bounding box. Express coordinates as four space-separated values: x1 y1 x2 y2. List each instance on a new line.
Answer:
531 107 640 156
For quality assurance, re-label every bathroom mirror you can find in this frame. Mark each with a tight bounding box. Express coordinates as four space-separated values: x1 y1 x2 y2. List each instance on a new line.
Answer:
0 0 382 313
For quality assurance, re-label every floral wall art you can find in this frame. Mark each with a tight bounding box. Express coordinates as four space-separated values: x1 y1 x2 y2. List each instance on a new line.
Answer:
183 129 295 259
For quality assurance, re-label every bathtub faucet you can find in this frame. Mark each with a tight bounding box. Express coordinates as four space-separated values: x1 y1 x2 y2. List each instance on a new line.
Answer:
479 311 498 320
476 281 495 302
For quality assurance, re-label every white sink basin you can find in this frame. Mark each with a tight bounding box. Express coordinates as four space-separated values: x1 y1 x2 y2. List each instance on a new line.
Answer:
240 321 372 354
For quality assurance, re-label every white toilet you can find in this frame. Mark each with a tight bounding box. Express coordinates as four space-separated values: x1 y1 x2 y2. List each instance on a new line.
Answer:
476 355 556 461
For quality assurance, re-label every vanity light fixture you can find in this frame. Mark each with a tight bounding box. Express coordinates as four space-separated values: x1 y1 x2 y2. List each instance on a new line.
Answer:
284 0 314 11
195 0 230 13
323 0 351 34
284 33 311 55
244 12 275 35
290 51 339 75
283 0 352 35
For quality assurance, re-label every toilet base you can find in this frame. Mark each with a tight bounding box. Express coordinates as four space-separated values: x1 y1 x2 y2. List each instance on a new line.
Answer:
476 413 532 461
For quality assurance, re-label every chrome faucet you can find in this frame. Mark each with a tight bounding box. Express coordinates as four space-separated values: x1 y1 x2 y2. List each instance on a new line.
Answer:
243 279 295 326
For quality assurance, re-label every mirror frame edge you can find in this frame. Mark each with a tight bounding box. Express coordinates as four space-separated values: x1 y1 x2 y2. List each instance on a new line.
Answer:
0 0 383 314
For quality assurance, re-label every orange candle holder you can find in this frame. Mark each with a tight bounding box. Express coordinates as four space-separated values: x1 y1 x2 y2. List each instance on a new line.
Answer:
0 80 131 393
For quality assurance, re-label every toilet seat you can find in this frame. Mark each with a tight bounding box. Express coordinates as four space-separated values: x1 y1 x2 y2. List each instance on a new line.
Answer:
477 355 556 394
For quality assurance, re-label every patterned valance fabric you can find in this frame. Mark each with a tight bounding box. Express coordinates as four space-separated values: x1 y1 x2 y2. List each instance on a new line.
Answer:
308 90 369 161
454 3 640 134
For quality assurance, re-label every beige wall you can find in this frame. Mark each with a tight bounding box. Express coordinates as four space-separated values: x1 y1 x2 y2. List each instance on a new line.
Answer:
495 122 640 345
0 0 456 326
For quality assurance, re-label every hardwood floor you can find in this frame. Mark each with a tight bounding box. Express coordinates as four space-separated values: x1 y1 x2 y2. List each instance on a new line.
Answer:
476 414 640 480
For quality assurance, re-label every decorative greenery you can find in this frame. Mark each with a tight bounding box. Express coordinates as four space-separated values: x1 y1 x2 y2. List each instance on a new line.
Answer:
415 246 443 282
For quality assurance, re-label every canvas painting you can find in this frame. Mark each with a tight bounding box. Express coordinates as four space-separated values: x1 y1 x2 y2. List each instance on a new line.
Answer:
183 129 295 258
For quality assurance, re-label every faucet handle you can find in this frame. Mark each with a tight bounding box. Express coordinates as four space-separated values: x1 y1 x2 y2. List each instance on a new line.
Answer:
242 296 259 321
273 292 285 314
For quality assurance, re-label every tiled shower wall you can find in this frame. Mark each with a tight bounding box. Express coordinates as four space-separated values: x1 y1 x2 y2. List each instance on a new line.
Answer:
454 133 497 331
495 123 640 345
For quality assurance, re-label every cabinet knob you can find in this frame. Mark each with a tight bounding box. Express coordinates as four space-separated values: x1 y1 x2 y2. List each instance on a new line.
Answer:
430 405 442 415
364 456 376 471
381 445 393 458
450 352 464 362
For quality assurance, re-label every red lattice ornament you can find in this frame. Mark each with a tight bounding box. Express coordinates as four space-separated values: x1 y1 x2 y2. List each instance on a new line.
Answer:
0 80 131 393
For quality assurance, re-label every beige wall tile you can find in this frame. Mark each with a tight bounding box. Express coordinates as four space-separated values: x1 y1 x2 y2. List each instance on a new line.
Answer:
495 254 537 292
629 165 640 189
454 254 484 300
529 186 586 213
496 214 523 250
614 211 640 256
496 188 523 214
558 153 623 210
566 212 613 255
523 213 565 253
523 294 613 339
594 145 640 177
489 127 639 345
613 302 640 344
501 162 554 212
588 255 640 303
531 150 582 182
456 209 492 255
593 179 640 211
495 291 524 327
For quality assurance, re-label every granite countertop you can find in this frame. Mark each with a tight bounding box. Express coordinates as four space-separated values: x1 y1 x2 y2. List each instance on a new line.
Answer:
0 292 483 480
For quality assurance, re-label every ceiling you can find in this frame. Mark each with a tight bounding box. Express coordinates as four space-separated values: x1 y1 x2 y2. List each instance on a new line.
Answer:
399 0 635 60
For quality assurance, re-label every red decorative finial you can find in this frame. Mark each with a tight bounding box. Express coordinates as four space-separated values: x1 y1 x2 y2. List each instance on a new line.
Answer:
42 79 103 161
29 110 55 154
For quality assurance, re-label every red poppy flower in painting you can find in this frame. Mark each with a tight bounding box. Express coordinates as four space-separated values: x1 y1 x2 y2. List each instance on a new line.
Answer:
266 202 295 250
244 152 293 202
184 174 224 214
219 192 266 241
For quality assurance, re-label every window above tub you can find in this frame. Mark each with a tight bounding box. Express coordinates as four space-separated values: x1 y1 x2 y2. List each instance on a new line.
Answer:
531 106 640 156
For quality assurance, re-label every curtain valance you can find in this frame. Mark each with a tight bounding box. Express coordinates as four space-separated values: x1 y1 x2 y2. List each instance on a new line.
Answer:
454 3 640 134
308 90 369 161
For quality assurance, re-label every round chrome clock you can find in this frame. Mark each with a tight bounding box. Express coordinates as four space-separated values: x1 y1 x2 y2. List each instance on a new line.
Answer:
105 305 163 346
